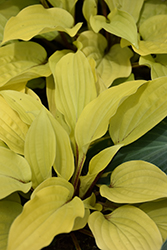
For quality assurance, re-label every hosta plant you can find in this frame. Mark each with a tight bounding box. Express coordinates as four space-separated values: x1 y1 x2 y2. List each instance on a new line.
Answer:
0 0 167 249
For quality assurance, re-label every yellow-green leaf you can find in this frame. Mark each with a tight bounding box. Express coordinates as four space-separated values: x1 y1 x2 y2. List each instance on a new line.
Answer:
109 77 167 146
78 31 133 87
139 54 167 79
0 199 22 250
140 199 167 242
24 108 56 188
52 50 97 146
48 0 78 15
7 179 85 250
0 14 7 43
88 205 163 250
82 0 97 25
90 8 138 48
79 145 122 198
133 15 167 55
0 147 32 199
100 160 167 203
1 90 42 125
2 4 82 44
0 95 29 154
75 80 145 153
0 41 50 88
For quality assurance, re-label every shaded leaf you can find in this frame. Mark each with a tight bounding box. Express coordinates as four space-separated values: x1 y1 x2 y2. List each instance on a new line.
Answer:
140 199 167 241
90 8 138 48
48 0 78 15
7 178 85 250
88 205 163 250
109 77 167 146
100 160 167 203
2 4 82 44
161 239 167 250
24 108 56 188
0 14 7 43
0 147 32 199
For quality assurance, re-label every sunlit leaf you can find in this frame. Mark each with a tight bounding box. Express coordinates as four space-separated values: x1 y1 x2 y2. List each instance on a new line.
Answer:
0 147 32 199
1 90 42 125
24 108 56 188
100 160 167 203
78 31 133 87
48 0 78 15
75 80 145 153
82 0 97 25
139 54 167 79
2 4 82 44
109 77 167 146
88 205 163 250
0 41 50 88
52 50 97 146
133 15 167 55
7 178 85 250
90 8 138 48
0 198 22 250
79 144 122 198
0 95 29 154
140 199 167 241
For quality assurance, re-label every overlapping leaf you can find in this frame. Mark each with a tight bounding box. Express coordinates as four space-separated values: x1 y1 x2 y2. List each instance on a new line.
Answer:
140 199 167 241
0 147 32 199
47 0 78 15
82 0 97 26
0 41 50 88
90 8 138 48
75 79 146 153
78 31 133 87
24 108 56 188
0 95 29 154
7 178 85 250
0 14 7 43
2 4 82 44
109 77 167 146
88 205 163 250
100 160 167 203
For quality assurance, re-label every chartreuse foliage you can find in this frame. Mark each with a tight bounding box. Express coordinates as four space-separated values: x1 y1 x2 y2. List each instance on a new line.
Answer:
0 0 167 250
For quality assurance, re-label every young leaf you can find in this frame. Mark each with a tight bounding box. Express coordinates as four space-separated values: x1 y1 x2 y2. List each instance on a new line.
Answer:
1 90 42 125
2 4 82 44
140 199 167 241
90 8 138 48
78 31 133 87
0 95 29 154
0 41 50 88
133 15 167 55
0 147 32 199
52 50 97 146
0 199 22 250
88 205 163 250
24 108 56 189
109 77 167 146
75 79 146 153
7 178 85 250
79 144 122 198
82 0 97 25
100 160 167 203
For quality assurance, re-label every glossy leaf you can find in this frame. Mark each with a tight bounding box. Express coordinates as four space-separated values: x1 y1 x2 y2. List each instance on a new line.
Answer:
0 147 32 199
104 0 144 22
139 54 167 79
78 31 133 87
0 41 50 88
133 15 167 55
90 8 138 48
140 199 167 241
24 108 56 188
7 178 85 250
88 205 163 250
1 90 42 125
0 198 22 250
100 160 167 203
2 4 82 44
0 95 29 154
75 80 146 153
52 50 97 145
79 144 122 197
109 77 167 146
